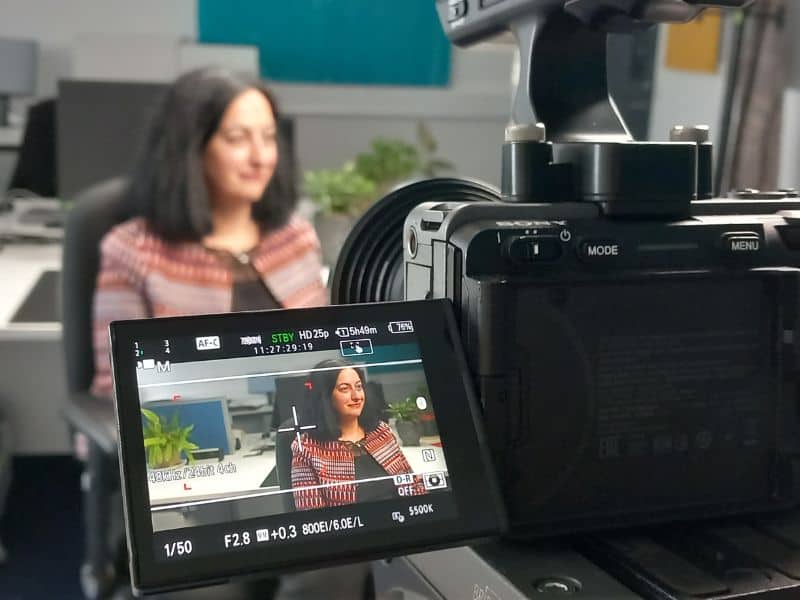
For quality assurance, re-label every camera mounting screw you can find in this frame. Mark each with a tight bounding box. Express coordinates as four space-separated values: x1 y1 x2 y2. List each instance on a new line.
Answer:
670 124 710 143
505 122 546 143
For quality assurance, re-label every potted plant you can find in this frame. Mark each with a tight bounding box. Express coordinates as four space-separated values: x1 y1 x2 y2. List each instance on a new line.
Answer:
385 398 422 446
303 163 377 268
304 122 453 267
141 408 199 469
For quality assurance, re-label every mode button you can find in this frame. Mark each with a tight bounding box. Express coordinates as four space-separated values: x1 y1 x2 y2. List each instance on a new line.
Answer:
578 240 622 262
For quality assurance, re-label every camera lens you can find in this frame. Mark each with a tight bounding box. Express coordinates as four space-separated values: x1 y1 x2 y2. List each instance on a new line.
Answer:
330 178 500 305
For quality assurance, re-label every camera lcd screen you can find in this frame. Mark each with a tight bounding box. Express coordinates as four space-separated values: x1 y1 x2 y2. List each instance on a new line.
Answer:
110 299 504 594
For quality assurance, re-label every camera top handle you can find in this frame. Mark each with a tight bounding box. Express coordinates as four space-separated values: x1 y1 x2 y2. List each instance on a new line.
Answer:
438 0 752 138
435 0 753 215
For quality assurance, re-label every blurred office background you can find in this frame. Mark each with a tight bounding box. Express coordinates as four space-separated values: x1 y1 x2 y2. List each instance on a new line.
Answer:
0 0 798 598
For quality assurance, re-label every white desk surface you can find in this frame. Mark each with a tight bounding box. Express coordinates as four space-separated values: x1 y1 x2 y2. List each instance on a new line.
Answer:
0 127 23 149
0 241 61 339
148 447 276 506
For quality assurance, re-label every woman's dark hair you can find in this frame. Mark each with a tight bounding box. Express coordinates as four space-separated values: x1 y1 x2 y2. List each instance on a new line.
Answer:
305 358 382 442
126 67 297 241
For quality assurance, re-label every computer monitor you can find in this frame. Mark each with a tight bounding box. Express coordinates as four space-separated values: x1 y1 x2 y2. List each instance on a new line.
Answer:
143 397 233 456
56 79 166 198
56 79 296 200
0 38 36 127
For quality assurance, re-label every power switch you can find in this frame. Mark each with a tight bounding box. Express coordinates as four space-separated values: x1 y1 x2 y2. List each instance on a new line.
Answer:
507 236 562 263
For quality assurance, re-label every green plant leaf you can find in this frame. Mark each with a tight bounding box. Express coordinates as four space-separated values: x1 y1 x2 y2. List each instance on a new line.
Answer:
355 138 419 185
141 408 160 426
152 445 163 468
142 408 199 467
303 166 377 215
304 128 450 216
386 398 422 422
417 121 437 154
423 158 454 174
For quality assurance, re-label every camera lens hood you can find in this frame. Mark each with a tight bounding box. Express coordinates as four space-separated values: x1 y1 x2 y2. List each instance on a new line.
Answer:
330 177 500 305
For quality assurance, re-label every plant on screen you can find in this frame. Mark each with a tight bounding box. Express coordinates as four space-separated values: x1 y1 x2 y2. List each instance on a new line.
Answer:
385 398 422 423
141 408 199 469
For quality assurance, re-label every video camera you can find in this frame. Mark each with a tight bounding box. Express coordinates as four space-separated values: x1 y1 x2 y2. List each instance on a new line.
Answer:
109 0 800 597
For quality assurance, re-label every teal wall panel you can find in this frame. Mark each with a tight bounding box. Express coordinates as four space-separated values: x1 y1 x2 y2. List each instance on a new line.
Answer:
198 0 451 86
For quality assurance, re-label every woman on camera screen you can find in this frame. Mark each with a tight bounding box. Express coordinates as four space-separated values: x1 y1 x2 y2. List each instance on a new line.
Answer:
291 359 426 510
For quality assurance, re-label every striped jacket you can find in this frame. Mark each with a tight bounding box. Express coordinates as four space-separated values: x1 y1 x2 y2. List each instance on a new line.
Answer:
291 422 426 510
91 215 328 397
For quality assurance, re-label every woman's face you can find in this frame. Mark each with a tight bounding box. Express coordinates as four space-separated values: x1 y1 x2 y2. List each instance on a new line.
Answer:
202 88 278 209
331 368 365 421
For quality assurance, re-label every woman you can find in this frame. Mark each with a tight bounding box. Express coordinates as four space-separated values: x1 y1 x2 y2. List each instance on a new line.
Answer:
87 68 371 599
291 359 425 510
90 67 327 398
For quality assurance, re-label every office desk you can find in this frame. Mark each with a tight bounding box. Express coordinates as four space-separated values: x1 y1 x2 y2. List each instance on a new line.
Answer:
0 241 68 454
0 127 22 192
148 441 447 507
0 127 22 152
149 448 276 506
0 242 61 338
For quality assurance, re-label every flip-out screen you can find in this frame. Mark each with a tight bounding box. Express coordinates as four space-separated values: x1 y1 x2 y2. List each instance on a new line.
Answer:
111 300 504 594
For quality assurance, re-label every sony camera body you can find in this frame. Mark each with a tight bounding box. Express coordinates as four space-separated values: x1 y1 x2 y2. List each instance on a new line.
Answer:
405 195 800 536
401 0 800 537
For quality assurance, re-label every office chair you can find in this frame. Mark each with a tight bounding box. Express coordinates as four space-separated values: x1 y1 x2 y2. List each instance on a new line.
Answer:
60 177 131 599
60 178 278 600
272 377 312 513
275 419 297 512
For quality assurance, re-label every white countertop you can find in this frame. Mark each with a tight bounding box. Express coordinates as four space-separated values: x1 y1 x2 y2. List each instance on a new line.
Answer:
0 241 61 339
148 448 276 506
0 127 23 148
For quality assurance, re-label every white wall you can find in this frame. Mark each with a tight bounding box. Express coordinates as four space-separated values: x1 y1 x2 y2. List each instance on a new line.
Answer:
0 1 197 191
0 0 196 97
647 18 735 144
778 3 800 190
0 1 512 191
264 45 513 187
649 10 800 192
9 2 800 192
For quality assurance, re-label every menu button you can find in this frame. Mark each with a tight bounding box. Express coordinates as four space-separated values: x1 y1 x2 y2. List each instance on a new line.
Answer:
722 233 761 254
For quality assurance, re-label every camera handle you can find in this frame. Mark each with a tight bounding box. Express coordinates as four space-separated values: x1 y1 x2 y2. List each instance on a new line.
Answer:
500 5 735 214
503 1 752 139
510 10 632 142
435 1 753 211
